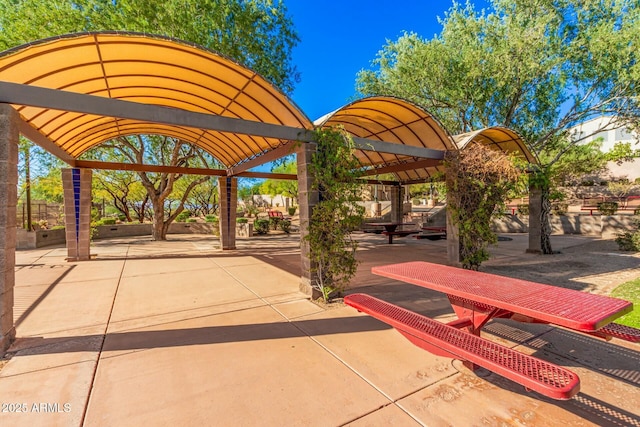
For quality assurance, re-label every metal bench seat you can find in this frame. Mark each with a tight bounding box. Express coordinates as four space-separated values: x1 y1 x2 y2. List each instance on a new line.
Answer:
380 230 419 244
591 322 640 343
344 293 581 400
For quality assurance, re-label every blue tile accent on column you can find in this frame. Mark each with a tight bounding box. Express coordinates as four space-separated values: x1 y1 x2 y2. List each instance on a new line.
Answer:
226 177 232 238
72 168 80 242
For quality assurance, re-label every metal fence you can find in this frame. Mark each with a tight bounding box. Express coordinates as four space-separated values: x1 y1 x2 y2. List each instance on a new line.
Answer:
17 201 62 229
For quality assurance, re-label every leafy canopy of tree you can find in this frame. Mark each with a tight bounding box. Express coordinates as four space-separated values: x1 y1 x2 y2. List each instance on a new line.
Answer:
0 0 300 94
357 0 640 148
82 135 220 240
260 159 298 202
357 0 640 254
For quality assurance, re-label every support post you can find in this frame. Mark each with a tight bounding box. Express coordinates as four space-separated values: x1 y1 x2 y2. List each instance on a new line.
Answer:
297 142 319 298
218 177 237 250
390 184 404 223
62 168 93 261
0 104 19 354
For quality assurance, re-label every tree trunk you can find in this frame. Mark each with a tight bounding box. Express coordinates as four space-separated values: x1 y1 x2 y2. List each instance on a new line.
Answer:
540 188 553 254
151 202 167 240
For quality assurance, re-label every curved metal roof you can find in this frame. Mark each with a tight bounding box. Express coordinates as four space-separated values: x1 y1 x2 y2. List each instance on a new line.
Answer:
454 127 537 164
316 97 455 182
0 32 312 167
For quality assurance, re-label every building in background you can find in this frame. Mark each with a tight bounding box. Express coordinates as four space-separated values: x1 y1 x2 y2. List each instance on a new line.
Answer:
570 116 639 181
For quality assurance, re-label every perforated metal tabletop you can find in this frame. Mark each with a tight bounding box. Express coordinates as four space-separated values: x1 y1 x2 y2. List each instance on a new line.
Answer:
372 261 633 332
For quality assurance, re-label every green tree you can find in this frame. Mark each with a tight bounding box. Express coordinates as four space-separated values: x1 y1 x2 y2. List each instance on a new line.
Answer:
606 142 640 165
357 0 640 254
260 159 298 204
83 135 219 240
180 177 219 217
0 0 299 94
93 170 143 222
541 140 608 188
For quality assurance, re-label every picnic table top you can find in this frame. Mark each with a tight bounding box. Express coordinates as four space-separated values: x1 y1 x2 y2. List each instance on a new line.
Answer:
371 261 633 332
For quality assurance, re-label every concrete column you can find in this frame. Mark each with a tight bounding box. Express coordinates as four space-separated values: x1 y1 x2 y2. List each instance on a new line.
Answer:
217 177 237 250
527 186 543 253
0 104 19 354
297 142 319 297
390 184 404 223
445 207 461 266
62 168 93 261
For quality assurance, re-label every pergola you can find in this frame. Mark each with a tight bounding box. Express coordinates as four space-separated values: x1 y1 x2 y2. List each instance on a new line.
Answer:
0 32 538 354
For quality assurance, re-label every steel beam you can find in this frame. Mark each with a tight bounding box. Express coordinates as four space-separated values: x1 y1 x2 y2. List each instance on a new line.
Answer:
227 142 296 176
18 119 76 165
363 158 442 176
1 82 446 160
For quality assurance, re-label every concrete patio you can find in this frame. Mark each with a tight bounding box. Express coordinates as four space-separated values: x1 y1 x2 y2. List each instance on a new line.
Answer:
1 233 639 426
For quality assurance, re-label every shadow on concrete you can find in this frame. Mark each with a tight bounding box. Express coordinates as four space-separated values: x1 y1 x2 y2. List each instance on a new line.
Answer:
480 372 640 427
15 265 76 328
484 320 640 389
10 316 391 355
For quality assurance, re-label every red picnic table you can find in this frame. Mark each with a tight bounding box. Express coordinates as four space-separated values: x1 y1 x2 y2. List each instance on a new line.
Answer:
345 261 639 401
364 222 420 244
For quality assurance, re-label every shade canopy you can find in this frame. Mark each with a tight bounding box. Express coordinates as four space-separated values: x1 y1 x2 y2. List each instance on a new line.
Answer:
0 32 537 180
316 97 456 182
454 127 537 164
0 32 312 167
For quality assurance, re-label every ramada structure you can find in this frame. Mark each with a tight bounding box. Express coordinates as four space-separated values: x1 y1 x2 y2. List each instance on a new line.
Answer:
0 32 539 354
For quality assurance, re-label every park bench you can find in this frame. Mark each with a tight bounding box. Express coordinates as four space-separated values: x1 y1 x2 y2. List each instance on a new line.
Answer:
267 210 290 220
381 229 420 244
505 197 529 215
621 195 640 212
581 197 605 215
589 322 640 343
344 293 581 400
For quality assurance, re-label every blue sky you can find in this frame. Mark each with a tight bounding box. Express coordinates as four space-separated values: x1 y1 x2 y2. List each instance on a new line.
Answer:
286 0 492 121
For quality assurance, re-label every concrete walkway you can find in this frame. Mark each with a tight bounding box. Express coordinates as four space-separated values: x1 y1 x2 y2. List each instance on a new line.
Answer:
1 233 639 426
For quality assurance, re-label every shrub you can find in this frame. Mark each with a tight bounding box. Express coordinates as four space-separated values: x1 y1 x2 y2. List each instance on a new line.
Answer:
186 218 197 223
236 217 249 224
287 206 297 216
176 211 191 222
516 204 529 216
98 218 117 225
280 219 291 234
597 201 619 215
51 225 65 230
246 205 260 217
205 214 217 221
616 217 640 251
254 219 270 234
269 216 282 230
551 202 568 216
445 145 521 270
